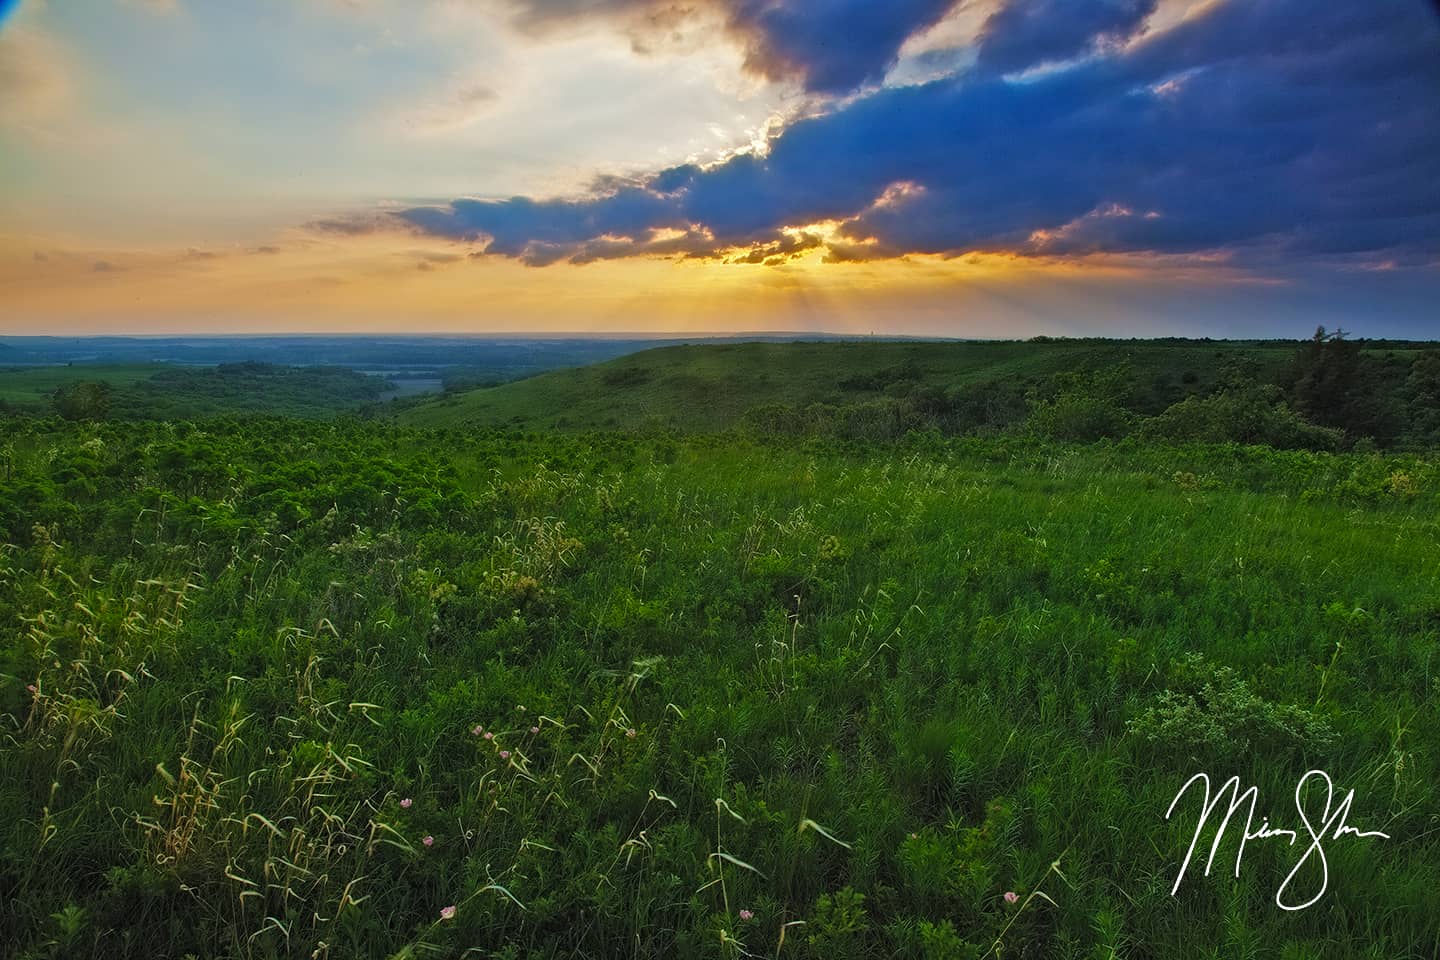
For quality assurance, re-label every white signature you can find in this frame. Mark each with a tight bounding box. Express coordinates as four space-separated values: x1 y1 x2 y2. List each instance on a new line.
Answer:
1165 769 1390 911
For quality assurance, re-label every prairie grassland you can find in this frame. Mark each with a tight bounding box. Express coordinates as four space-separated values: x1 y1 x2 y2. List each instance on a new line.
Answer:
398 340 1300 431
1 419 1437 958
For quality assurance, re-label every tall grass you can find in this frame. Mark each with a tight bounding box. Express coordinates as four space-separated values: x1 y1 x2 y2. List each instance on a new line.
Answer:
1 419 1436 957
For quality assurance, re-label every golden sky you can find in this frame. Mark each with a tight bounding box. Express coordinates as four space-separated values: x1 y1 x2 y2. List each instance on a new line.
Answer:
2 0 1436 337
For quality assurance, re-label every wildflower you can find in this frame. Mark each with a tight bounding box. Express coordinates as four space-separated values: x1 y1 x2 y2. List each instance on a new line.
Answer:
26 684 37 694
499 750 511 760
423 835 434 847
739 909 754 921
472 724 483 736
626 728 637 739
440 905 456 920
1004 891 1019 905
400 797 413 809
483 731 494 740
530 726 540 735
909 832 918 840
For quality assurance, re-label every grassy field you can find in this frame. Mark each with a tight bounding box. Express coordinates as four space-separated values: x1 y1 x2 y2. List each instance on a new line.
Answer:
0 363 387 419
0 365 166 409
396 340 1338 432
2 414 1437 958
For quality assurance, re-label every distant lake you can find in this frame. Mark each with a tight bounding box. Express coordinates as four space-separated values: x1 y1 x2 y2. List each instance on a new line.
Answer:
375 374 444 400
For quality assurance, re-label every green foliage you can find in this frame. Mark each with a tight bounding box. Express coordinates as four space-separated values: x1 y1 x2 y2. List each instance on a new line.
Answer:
1286 328 1409 444
1026 392 1132 441
52 380 112 421
1021 368 1128 440
807 886 869 957
5 363 386 419
401 339 1304 434
407 337 1440 450
1127 654 1337 759
0 417 1436 958
1139 385 1342 450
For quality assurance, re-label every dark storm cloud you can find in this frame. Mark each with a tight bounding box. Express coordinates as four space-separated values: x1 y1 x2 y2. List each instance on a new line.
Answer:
400 0 1440 269
502 0 958 93
974 0 1157 74
727 0 960 94
398 188 683 255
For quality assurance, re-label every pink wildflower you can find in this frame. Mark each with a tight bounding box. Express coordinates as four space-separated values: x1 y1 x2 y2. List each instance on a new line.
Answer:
499 750 511 760
439 905 456 920
472 724 483 736
483 731 494 740
530 726 540 734
738 909 754 921
1004 891 1019 905
27 684 37 694
626 728 637 739
423 835 434 847
400 797 412 809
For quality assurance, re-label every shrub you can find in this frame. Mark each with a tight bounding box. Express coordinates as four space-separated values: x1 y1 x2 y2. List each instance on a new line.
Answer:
1026 393 1133 441
1138 386 1341 450
1127 654 1336 759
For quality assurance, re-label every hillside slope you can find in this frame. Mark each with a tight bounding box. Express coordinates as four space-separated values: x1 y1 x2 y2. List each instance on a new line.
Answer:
397 339 1301 431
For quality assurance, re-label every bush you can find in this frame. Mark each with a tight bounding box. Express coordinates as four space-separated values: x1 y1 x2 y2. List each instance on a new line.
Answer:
1026 392 1133 441
1024 367 1137 441
1138 387 1341 451
1127 654 1336 759
52 381 112 421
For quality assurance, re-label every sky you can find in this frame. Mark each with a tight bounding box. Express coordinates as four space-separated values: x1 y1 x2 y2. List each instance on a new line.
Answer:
1 0 1438 338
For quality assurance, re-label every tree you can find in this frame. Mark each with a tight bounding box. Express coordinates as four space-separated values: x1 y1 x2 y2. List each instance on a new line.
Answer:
1287 327 1400 443
52 380 112 421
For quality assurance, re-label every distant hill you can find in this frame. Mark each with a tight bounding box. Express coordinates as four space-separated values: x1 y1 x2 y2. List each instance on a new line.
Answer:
0 333 850 380
0 362 387 419
397 339 1305 431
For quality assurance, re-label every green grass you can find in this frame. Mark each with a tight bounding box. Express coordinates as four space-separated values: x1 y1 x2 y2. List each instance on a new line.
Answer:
0 364 165 408
398 340 1307 431
0 362 387 419
2 418 1437 958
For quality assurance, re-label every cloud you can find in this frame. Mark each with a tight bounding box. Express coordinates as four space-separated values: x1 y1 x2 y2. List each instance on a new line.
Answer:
975 0 1158 74
387 0 1440 271
395 82 499 135
501 0 962 94
308 214 397 236
0 25 74 135
398 187 683 255
727 0 963 94
725 230 823 264
409 249 464 269
122 0 181 12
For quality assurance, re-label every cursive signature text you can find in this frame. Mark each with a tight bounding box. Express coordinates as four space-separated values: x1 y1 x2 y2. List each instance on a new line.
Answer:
1165 769 1390 911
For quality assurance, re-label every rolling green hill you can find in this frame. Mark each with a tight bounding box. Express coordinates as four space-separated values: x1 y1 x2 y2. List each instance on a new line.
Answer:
398 338 1440 450
397 339 1294 430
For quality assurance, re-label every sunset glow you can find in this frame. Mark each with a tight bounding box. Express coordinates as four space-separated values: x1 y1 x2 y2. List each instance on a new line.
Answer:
2 0 1437 336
